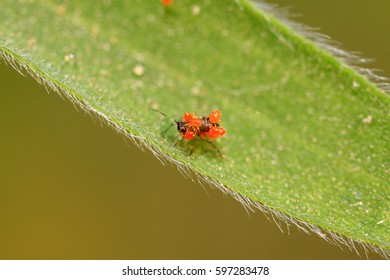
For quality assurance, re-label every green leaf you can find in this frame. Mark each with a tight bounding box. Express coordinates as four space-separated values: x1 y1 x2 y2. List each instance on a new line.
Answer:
1 0 389 256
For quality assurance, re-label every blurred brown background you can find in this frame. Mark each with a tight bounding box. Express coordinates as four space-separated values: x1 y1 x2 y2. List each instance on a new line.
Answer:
0 0 389 259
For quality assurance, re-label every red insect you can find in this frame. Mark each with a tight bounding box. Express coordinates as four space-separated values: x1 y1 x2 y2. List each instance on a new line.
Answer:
177 110 226 140
153 109 226 156
161 0 172 6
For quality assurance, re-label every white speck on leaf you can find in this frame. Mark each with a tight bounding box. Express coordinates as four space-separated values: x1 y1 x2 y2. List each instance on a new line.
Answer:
362 115 372 124
64 53 74 62
192 5 201 15
133 64 144 76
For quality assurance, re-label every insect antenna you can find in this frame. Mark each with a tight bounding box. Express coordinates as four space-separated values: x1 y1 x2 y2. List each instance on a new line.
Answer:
150 108 178 135
150 108 168 118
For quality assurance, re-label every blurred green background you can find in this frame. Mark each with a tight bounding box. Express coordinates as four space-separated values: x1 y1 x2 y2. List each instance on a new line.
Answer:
0 0 389 259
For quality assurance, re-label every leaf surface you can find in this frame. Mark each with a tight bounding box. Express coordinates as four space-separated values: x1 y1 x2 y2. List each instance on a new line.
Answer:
1 0 389 254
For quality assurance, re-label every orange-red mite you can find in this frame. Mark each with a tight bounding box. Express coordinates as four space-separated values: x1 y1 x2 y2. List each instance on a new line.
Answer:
162 0 172 6
152 108 225 156
176 109 226 141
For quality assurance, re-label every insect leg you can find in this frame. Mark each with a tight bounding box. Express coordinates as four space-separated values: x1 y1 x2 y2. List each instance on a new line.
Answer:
162 122 174 135
173 137 183 147
203 138 223 158
189 138 197 155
